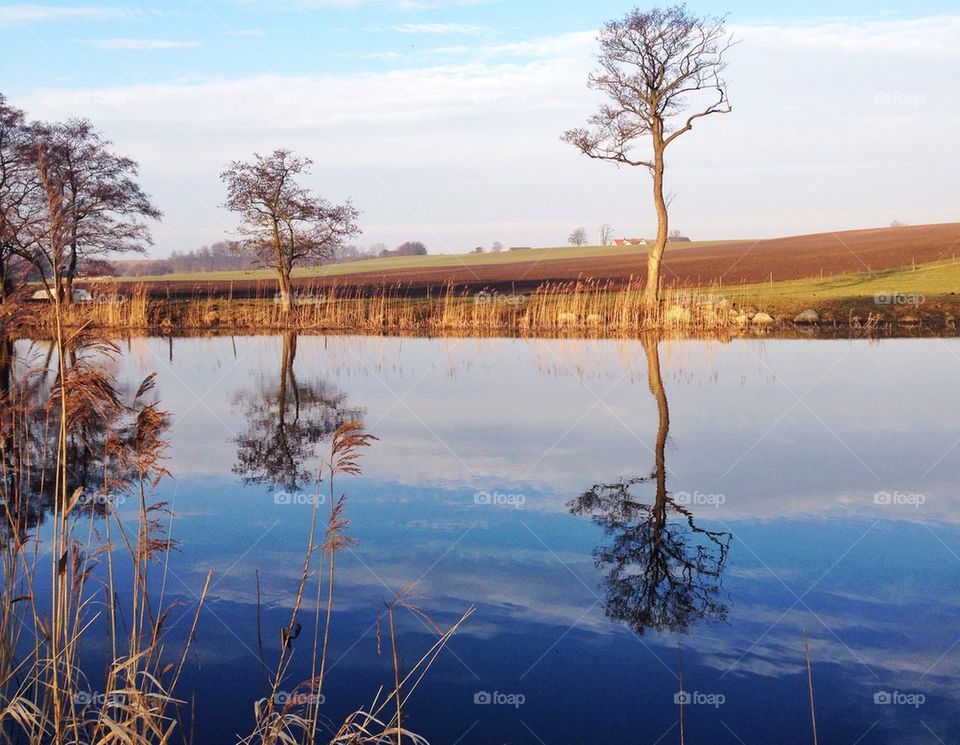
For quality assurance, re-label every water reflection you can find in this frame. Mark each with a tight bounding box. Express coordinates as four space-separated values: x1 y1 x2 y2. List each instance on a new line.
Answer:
571 336 732 635
231 331 363 493
0 336 166 544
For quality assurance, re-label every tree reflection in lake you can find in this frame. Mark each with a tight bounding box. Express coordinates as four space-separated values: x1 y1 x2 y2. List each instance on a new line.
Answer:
570 335 732 635
232 331 364 494
0 336 165 544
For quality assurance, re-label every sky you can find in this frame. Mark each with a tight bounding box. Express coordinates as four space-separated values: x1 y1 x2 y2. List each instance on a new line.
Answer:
2 0 958 257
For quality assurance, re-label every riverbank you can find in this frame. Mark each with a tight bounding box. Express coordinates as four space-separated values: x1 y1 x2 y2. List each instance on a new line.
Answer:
24 271 960 337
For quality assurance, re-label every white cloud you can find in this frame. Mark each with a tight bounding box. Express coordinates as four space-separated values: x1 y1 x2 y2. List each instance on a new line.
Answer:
85 38 200 50
0 4 131 25
734 14 960 57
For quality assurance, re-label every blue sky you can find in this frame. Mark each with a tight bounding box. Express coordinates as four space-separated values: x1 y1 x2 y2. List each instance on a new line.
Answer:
2 1 958 255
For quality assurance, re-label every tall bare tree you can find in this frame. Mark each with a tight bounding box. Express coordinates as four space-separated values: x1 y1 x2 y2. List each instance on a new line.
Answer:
221 149 360 312
0 95 34 300
599 224 614 246
563 5 733 306
20 119 160 302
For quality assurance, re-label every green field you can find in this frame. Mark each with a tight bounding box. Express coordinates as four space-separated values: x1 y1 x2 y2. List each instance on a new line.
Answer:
737 257 960 303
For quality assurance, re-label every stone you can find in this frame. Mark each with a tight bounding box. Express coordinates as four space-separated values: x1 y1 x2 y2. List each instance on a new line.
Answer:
752 312 775 325
793 309 819 324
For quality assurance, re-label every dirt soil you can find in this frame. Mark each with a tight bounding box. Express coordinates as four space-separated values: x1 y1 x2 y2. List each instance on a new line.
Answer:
132 223 960 299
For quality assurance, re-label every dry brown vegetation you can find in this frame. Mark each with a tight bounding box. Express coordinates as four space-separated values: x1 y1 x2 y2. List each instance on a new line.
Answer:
31 281 755 334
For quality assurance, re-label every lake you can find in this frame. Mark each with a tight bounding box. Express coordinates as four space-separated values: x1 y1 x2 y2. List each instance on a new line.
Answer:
15 333 960 744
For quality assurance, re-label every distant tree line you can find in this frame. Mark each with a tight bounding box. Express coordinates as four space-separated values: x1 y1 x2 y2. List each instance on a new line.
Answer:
113 241 257 276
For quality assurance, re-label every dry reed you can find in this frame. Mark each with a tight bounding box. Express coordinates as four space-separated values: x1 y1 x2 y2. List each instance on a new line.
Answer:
32 279 769 335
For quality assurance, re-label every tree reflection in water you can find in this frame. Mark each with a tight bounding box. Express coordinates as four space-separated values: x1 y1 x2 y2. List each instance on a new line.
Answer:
570 336 732 635
232 332 364 494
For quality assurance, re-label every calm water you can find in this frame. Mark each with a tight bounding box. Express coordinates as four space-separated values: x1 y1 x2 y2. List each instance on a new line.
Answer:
19 333 960 744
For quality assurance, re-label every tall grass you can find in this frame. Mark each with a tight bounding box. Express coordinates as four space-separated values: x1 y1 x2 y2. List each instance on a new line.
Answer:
34 280 764 334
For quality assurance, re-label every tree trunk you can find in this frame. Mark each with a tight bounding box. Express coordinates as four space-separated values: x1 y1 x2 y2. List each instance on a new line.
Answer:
643 140 669 308
64 243 78 306
272 217 292 313
277 269 292 313
643 335 670 515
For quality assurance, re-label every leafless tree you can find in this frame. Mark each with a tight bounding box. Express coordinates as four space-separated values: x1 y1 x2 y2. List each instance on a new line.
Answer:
221 148 360 312
491 241 504 253
0 95 37 300
599 224 614 246
563 5 734 306
568 227 588 247
19 119 160 303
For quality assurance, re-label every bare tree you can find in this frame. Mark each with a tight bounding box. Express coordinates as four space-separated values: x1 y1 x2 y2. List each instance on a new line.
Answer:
0 95 33 301
599 224 614 246
563 5 734 306
491 241 504 253
21 119 160 303
221 148 360 312
568 227 588 247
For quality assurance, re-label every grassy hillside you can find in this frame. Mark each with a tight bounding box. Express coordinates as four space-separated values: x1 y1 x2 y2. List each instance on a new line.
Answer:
738 257 960 302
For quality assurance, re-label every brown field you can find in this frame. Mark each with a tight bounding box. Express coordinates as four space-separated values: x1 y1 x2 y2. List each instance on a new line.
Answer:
119 223 960 299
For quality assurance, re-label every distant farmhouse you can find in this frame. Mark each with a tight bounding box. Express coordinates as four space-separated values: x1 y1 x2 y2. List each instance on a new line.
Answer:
613 236 691 246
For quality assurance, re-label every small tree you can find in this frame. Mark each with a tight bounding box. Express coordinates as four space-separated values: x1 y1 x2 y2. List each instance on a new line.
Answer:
569 227 588 247
563 5 733 306
491 241 504 253
221 149 360 312
395 241 427 256
600 224 614 246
